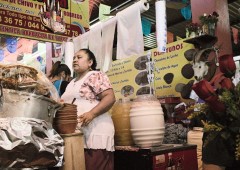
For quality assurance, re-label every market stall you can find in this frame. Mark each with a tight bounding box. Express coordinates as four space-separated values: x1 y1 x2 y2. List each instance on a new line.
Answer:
0 0 89 169
1 0 240 170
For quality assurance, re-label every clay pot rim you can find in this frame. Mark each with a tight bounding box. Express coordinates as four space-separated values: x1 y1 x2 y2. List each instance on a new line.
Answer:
54 118 77 121
54 117 77 120
64 103 77 106
53 123 77 126
56 114 77 117
56 111 77 114
55 114 77 117
62 106 77 109
54 120 77 122
54 119 77 121
53 123 77 134
58 109 77 111
57 111 77 114
53 120 77 125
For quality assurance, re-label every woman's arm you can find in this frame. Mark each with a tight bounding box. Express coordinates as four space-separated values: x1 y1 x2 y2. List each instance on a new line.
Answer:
79 88 116 126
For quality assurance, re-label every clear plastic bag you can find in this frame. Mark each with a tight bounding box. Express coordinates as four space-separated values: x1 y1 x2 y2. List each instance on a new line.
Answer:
0 64 64 168
0 63 60 101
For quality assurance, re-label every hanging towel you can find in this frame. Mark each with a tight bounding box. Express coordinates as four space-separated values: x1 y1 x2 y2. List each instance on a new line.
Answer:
116 1 149 59
155 0 167 53
101 17 117 72
89 22 103 70
64 41 74 76
73 31 90 53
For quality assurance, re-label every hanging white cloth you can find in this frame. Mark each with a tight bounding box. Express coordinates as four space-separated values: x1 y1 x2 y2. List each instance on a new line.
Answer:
89 22 103 70
64 41 74 76
73 31 90 53
155 0 167 52
101 17 117 72
116 1 149 59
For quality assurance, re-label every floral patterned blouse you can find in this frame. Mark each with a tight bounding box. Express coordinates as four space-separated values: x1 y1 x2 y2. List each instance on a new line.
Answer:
79 71 112 102
61 71 115 151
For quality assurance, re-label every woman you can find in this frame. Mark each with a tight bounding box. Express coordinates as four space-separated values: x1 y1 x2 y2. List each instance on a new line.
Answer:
48 61 71 96
61 49 116 170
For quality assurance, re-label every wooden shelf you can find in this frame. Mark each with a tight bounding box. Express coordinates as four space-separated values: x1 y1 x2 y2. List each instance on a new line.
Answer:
183 34 218 49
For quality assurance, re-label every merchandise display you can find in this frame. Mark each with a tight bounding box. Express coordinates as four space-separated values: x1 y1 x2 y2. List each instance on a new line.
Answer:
2 1 238 169
0 64 59 100
0 64 64 169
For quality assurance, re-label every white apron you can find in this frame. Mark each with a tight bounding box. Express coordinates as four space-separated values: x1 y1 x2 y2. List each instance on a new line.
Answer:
61 71 115 151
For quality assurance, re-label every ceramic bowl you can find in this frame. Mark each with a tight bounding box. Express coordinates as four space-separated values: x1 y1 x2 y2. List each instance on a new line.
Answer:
56 110 77 115
53 121 77 134
54 115 77 120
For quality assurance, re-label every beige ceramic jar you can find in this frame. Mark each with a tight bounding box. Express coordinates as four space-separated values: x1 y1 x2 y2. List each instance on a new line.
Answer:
129 94 165 148
111 97 134 146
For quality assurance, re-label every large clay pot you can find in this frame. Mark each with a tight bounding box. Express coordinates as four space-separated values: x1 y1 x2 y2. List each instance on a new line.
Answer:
112 97 134 146
130 94 165 148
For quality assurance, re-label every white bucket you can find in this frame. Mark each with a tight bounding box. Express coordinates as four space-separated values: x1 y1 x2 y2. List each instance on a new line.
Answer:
130 94 165 148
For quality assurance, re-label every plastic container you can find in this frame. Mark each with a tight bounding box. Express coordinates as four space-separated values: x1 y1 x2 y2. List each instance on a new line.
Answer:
111 97 134 146
130 94 165 148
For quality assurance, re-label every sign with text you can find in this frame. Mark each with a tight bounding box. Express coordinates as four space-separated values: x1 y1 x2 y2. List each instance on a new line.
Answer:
0 0 89 43
107 39 194 100
153 39 194 98
107 53 153 100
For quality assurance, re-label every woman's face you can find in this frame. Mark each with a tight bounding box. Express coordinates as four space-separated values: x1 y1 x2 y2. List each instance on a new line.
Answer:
60 71 70 81
73 50 92 73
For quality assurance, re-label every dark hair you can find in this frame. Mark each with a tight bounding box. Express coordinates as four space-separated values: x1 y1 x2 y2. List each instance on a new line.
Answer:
48 61 71 78
80 49 97 70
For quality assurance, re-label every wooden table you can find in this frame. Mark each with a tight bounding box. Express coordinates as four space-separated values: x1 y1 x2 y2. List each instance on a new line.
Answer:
60 131 86 170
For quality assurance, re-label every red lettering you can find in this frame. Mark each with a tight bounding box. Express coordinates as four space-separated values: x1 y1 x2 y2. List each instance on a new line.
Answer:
176 44 180 50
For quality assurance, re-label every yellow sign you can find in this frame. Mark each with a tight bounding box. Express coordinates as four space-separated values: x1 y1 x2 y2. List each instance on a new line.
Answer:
0 0 89 43
107 39 194 100
107 53 153 100
153 39 194 98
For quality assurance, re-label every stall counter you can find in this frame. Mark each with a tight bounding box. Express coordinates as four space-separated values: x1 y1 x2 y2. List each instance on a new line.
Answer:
114 144 198 170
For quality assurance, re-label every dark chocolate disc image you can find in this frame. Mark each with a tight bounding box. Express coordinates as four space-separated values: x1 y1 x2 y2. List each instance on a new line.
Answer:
136 86 151 95
181 63 194 79
135 71 149 86
184 49 196 61
134 55 148 70
163 73 174 84
175 83 185 92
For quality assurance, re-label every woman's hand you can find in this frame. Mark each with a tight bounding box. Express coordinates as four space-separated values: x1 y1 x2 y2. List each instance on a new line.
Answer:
78 112 95 126
78 89 116 127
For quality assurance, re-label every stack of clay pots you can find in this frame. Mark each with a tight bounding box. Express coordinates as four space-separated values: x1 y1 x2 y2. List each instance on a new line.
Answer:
53 103 78 134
